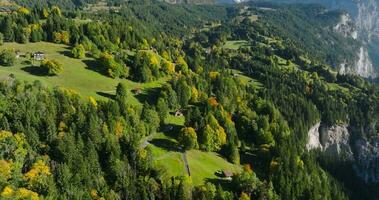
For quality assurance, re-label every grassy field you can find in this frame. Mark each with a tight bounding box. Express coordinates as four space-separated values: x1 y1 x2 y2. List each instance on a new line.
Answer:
187 150 241 185
0 42 166 104
230 69 263 89
165 114 185 126
3 42 241 185
149 141 241 185
83 0 120 12
148 136 186 178
223 40 249 50
147 116 241 186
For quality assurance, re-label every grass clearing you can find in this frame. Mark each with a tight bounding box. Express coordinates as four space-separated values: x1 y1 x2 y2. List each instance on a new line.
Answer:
83 0 120 12
0 42 167 105
187 150 241 185
149 144 186 179
147 130 241 185
165 114 185 126
231 69 263 89
223 40 249 50
149 143 241 186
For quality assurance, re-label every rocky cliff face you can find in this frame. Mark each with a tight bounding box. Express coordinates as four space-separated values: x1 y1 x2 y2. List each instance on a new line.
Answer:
354 139 379 183
333 13 358 39
232 0 379 78
165 0 215 4
306 123 353 161
288 0 379 78
307 123 379 183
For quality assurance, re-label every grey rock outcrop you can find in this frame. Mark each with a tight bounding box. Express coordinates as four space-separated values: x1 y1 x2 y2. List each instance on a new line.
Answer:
306 123 353 161
307 122 379 183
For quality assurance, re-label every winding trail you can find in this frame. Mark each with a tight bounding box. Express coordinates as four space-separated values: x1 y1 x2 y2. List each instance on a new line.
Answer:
139 132 191 177
139 132 158 149
182 151 191 177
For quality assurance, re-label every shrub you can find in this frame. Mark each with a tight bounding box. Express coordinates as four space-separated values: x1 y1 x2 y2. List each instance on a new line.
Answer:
40 59 63 76
0 49 15 66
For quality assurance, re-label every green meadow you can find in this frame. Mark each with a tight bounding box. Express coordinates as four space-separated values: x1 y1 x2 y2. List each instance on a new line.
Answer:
0 42 166 104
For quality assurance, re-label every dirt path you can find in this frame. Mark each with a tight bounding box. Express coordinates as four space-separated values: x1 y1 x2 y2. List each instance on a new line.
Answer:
139 132 158 149
182 151 191 177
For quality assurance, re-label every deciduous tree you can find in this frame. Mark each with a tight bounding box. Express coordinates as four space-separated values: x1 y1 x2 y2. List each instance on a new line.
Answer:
40 59 63 76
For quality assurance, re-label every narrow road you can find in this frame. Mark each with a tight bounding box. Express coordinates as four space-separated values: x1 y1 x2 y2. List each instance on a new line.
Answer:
181 151 191 177
139 132 158 149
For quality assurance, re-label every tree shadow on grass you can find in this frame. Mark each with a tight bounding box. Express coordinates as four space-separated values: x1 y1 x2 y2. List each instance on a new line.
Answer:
205 178 233 190
150 138 181 152
82 59 107 76
135 87 162 104
58 50 72 58
161 123 183 139
21 66 47 76
239 151 267 179
96 91 115 100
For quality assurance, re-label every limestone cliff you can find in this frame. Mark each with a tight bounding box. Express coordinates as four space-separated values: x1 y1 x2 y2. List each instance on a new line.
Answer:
233 0 379 78
306 123 353 161
307 122 379 183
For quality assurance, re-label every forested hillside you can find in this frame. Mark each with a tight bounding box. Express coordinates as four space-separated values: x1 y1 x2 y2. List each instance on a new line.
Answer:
0 0 378 199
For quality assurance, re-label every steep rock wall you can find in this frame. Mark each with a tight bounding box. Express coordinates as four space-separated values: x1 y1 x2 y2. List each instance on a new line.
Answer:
306 123 353 161
307 123 379 183
233 0 379 78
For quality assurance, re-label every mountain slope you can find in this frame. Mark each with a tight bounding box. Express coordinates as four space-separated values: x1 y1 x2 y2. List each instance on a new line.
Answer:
263 0 379 78
224 0 379 78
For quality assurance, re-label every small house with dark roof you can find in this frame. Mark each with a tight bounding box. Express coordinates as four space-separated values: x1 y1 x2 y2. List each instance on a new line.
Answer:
33 51 45 61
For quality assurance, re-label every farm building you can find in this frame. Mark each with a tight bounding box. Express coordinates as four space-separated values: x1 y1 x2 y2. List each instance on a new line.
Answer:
33 51 45 60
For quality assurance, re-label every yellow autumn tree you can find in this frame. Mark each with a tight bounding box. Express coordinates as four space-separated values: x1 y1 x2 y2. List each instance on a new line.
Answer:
239 192 250 200
148 52 160 67
208 97 219 107
88 96 98 108
53 31 69 44
162 60 175 74
51 6 61 16
111 119 124 139
161 50 170 61
176 56 189 74
18 7 30 15
1 186 14 198
201 114 227 151
209 71 219 80
16 188 39 200
0 131 28 177
0 160 12 182
1 186 40 200
178 127 198 150
24 160 52 188
42 8 49 18
140 39 149 49
190 86 199 102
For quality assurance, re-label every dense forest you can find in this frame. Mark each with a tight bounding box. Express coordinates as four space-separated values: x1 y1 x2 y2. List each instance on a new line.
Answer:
0 0 378 199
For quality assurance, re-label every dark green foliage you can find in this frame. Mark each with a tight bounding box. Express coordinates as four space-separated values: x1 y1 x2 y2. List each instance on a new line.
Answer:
156 97 169 122
71 44 85 59
13 0 100 9
178 127 198 150
0 80 170 199
99 52 129 78
142 104 160 135
40 59 63 75
0 1 378 200
0 49 15 66
0 33 3 46
174 77 192 108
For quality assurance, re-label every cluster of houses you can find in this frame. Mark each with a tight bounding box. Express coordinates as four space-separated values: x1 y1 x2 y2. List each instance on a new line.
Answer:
15 50 45 61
